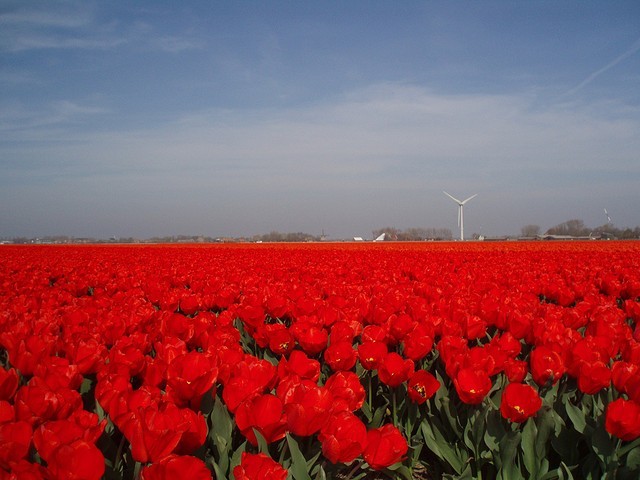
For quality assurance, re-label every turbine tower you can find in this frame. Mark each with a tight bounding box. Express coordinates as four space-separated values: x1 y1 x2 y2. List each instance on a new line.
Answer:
443 191 478 241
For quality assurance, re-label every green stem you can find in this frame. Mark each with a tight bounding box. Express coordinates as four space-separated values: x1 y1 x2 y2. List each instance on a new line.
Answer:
368 373 373 412
392 388 398 427
114 434 126 471
133 461 142 479
343 460 364 480
278 437 290 464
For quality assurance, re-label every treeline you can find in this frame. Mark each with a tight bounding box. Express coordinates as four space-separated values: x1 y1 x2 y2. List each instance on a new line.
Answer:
544 219 640 239
251 231 321 242
372 227 453 241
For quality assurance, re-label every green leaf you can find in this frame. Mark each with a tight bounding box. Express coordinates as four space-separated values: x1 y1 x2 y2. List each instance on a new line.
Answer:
625 446 640 470
286 435 312 480
210 396 233 450
535 406 555 459
80 377 93 395
440 396 462 436
522 416 538 478
463 415 475 452
540 461 576 480
551 428 581 466
485 410 507 454
210 461 226 480
559 461 576 480
361 399 373 422
409 443 424 470
619 437 640 457
371 400 389 429
253 429 270 456
230 441 247 478
564 401 587 434
590 424 615 467
471 408 487 458
286 434 311 480
306 449 323 470
498 431 523 480
386 464 413 480
457 462 475 480
420 420 466 475
313 464 327 480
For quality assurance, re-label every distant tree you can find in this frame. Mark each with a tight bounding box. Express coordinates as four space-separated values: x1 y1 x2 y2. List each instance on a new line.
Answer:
372 227 400 241
546 219 590 237
520 224 541 237
256 231 319 242
372 227 453 241
404 228 429 241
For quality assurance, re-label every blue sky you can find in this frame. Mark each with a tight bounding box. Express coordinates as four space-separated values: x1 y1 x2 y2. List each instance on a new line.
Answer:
1 1 639 239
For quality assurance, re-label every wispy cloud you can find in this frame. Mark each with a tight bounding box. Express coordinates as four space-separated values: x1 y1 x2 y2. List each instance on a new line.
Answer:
2 83 639 237
6 84 638 180
0 8 94 28
0 100 109 133
0 3 200 53
3 34 127 52
566 37 640 96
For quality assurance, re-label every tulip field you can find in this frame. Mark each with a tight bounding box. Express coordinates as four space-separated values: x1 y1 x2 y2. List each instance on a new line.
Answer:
1 241 640 480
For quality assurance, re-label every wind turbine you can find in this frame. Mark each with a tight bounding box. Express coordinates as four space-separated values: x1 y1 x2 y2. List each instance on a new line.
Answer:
443 191 478 241
604 208 612 224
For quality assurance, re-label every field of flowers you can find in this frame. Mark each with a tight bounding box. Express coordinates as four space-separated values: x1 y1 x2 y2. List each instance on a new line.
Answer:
1 241 640 480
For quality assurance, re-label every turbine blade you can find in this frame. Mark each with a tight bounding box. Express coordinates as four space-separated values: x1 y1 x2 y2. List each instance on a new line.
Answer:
458 206 461 226
443 191 462 204
461 194 478 205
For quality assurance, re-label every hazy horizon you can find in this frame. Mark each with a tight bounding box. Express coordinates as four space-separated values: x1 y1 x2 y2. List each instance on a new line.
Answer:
2 1 639 239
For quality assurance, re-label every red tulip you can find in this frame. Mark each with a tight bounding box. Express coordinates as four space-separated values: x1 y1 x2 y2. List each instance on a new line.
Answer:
388 313 414 343
222 357 277 413
66 337 107 375
363 423 408 470
357 341 387 371
576 361 610 395
140 454 212 480
282 380 333 436
118 402 185 463
318 411 368 464
265 324 295 356
1 458 47 479
0 400 14 424
235 394 288 446
530 346 565 387
611 361 639 395
361 325 389 344
377 352 414 388
500 383 542 423
0 368 19 402
323 340 357 372
407 370 440 405
173 408 208 456
454 368 492 405
33 419 85 462
503 359 528 383
14 383 61 426
292 324 328 355
324 371 365 412
0 421 32 469
277 350 320 382
605 398 640 441
233 452 288 480
165 351 218 409
45 439 105 480
8 336 56 377
402 324 434 361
